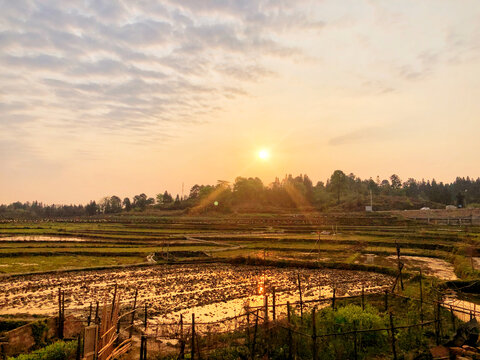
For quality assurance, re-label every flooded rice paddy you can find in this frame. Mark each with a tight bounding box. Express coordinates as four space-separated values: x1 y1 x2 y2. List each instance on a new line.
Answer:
0 264 393 327
0 235 88 242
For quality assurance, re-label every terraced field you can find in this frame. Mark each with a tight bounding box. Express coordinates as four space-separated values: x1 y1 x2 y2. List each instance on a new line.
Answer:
0 213 478 284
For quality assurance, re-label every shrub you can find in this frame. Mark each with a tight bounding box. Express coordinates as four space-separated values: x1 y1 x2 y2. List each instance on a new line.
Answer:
7 341 77 360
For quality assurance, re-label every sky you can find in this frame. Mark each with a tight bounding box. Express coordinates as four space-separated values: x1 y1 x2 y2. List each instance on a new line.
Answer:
1 0 480 204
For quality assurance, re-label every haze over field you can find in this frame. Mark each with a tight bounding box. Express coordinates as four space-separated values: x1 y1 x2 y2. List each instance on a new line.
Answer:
1 0 480 203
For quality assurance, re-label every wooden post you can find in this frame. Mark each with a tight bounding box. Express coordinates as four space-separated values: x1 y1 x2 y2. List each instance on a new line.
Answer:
76 334 81 360
361 285 365 311
450 306 456 332
58 288 62 338
287 302 292 360
419 270 424 325
396 241 404 291
191 313 195 360
179 314 185 359
435 303 440 345
144 303 148 330
384 290 388 312
437 299 443 340
251 310 258 360
332 288 336 310
389 313 397 360
264 295 269 324
272 287 276 321
61 291 65 323
129 289 138 339
312 307 317 360
140 335 147 360
87 303 92 326
353 321 358 360
144 335 147 360
94 301 99 325
111 283 118 321
298 273 303 321
246 308 250 353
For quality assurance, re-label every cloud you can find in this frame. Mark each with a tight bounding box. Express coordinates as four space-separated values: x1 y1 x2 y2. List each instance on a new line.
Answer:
0 0 323 143
328 124 407 146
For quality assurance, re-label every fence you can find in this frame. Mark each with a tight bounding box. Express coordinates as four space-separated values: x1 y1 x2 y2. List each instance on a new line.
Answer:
47 270 480 360
139 281 480 359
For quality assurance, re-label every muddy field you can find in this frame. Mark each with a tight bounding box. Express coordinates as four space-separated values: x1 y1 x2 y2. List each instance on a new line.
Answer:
0 264 393 325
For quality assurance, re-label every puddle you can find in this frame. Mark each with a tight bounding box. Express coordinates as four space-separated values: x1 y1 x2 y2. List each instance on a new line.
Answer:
444 294 480 322
386 255 457 280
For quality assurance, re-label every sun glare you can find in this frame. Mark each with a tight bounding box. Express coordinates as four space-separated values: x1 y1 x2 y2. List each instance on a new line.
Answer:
258 149 270 160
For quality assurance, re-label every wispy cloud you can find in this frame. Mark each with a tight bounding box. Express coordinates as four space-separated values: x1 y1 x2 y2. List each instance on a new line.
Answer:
328 123 408 147
0 0 322 142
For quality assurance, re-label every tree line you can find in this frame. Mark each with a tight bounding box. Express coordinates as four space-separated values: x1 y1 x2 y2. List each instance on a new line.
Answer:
1 170 480 218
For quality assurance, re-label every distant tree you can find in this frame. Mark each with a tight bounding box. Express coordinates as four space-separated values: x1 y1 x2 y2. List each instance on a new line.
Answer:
163 191 173 203
156 193 164 204
189 185 201 199
390 174 402 190
85 201 98 216
123 197 132 211
328 170 347 204
99 197 111 214
133 193 148 210
110 196 122 213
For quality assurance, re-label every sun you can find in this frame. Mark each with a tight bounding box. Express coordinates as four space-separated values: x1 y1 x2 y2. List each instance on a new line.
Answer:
258 149 270 160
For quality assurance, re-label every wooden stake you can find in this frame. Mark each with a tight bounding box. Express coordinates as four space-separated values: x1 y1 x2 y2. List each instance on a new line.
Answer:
332 288 336 310
95 301 99 325
88 303 92 326
419 270 424 325
353 321 358 360
298 273 303 321
76 334 81 360
312 307 317 360
191 313 195 360
61 291 65 339
58 288 62 338
396 241 404 291
389 313 397 360
272 287 276 321
251 310 258 360
361 285 365 311
144 303 148 330
287 302 293 360
435 303 440 345
384 290 388 312
179 314 185 359
129 289 138 339
450 305 456 332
